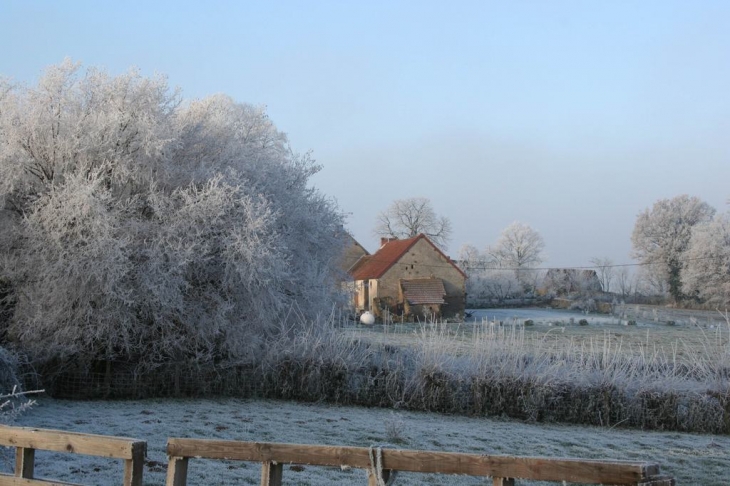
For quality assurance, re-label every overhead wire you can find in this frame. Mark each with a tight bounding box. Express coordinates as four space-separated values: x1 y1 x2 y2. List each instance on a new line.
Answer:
350 254 726 273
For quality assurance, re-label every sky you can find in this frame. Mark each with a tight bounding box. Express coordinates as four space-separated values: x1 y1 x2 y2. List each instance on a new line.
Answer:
1 0 728 267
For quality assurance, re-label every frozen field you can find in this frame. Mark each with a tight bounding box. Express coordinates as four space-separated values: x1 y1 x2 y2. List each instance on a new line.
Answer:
468 308 619 325
468 306 727 328
5 397 730 485
346 307 730 363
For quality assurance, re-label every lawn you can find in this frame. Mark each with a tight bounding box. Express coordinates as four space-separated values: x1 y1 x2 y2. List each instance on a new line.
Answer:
6 397 730 485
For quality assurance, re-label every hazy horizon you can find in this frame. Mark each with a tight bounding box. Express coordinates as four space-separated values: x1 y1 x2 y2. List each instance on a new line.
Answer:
2 0 728 266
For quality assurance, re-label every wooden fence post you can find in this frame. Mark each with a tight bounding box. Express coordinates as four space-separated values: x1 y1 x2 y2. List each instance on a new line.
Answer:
15 447 34 478
260 461 283 486
367 468 391 486
493 478 515 486
166 456 189 486
123 441 146 486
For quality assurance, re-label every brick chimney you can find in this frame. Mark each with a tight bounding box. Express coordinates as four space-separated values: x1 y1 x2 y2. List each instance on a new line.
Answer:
380 237 397 247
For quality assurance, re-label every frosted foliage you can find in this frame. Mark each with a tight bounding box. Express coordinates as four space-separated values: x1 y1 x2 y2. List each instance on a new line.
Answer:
631 195 715 302
489 221 545 269
0 60 345 366
470 269 523 303
682 213 730 306
458 245 523 304
457 244 483 274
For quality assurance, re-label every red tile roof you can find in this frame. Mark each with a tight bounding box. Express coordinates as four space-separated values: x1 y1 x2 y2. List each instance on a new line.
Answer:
349 236 418 280
348 234 466 280
401 278 446 305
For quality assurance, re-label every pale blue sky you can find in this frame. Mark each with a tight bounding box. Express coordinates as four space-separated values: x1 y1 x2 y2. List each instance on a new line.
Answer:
1 1 728 266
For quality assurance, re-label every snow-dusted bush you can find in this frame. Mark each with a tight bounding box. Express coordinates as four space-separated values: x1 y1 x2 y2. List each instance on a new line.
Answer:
459 244 525 306
0 347 39 423
0 60 345 369
468 269 524 305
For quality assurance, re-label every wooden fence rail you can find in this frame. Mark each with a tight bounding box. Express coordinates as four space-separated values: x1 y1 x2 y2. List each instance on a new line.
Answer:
166 438 675 486
0 425 146 486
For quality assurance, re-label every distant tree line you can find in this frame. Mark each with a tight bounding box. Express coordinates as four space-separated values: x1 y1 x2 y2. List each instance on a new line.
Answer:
458 194 729 309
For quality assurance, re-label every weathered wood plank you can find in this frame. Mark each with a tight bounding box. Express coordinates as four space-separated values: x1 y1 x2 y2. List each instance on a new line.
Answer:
14 448 34 478
0 426 142 460
260 461 283 486
167 439 658 484
0 473 82 486
165 456 189 486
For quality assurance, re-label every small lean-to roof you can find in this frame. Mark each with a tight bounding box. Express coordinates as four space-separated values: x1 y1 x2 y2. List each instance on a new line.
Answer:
348 234 466 281
401 278 446 305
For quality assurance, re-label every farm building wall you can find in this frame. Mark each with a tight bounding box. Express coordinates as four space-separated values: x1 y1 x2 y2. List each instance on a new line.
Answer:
353 278 380 313
339 236 369 274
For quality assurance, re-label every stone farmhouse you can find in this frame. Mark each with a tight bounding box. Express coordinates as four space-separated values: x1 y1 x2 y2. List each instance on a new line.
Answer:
348 234 466 320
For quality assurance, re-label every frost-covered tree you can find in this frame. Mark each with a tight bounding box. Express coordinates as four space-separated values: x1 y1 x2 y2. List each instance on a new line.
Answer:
542 269 600 297
476 270 524 303
615 267 635 299
457 244 485 275
0 60 345 368
488 222 545 289
682 213 730 307
590 257 614 293
458 243 527 305
631 195 715 303
374 197 452 249
489 222 545 269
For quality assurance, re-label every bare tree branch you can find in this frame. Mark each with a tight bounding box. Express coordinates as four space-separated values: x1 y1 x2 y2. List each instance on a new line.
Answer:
373 197 452 249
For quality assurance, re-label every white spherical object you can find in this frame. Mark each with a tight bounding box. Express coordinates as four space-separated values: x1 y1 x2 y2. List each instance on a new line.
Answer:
360 311 375 325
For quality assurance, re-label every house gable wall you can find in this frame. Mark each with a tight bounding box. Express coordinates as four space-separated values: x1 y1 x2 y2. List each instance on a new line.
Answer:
340 238 369 273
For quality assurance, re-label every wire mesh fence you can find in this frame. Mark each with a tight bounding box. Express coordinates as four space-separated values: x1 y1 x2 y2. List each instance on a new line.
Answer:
32 362 262 400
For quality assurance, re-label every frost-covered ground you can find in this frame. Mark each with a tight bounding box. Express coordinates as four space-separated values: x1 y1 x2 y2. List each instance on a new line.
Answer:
348 307 729 363
468 308 619 325
5 398 730 485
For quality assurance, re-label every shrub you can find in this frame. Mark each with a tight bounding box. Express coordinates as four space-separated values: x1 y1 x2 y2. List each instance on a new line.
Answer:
666 320 676 326
384 412 407 444
524 319 534 326
579 319 589 326
0 60 346 372
627 320 637 326
0 347 39 423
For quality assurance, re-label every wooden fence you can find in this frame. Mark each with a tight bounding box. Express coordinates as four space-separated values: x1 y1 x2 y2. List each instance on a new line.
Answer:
166 439 675 486
0 425 146 486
